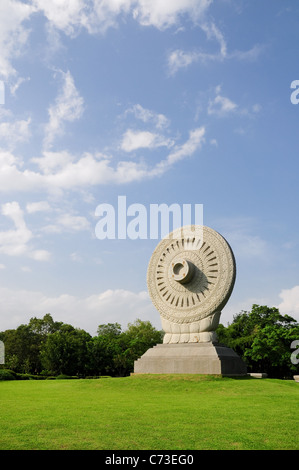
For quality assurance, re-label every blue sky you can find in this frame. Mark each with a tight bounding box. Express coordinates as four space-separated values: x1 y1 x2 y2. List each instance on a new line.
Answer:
0 0 299 335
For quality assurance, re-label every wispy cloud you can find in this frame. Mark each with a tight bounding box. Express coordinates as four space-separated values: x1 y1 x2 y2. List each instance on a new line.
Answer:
0 201 50 260
167 21 264 75
0 117 31 148
124 104 170 130
0 0 35 78
208 87 238 116
167 49 200 75
26 201 51 214
9 76 30 96
42 213 91 234
206 85 262 118
0 121 205 193
32 0 212 36
121 129 174 152
200 21 227 58
0 1 215 83
43 70 84 149
152 127 205 175
132 0 212 30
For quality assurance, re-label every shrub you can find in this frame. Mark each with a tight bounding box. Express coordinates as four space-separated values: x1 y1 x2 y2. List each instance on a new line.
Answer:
16 373 47 380
0 369 16 381
56 374 77 379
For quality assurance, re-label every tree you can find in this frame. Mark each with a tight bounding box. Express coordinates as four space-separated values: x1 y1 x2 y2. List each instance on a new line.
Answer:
120 319 164 373
0 324 39 373
89 320 163 376
87 322 123 376
0 314 62 374
40 324 91 376
97 323 122 337
217 304 299 377
28 314 61 336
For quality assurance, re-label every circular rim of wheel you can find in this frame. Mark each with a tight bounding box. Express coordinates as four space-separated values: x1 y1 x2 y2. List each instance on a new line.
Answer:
147 225 236 324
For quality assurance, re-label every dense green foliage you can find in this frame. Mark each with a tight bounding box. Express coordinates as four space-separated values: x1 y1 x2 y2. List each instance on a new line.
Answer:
1 305 298 378
216 304 299 378
0 315 163 377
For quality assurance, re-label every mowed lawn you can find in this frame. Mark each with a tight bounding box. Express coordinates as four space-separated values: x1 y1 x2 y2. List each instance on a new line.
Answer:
0 375 298 450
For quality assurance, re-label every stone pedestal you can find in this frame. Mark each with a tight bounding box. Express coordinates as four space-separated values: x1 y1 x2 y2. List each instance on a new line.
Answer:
134 343 247 376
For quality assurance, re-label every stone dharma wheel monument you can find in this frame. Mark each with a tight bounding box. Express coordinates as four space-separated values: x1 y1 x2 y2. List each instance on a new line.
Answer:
134 225 247 375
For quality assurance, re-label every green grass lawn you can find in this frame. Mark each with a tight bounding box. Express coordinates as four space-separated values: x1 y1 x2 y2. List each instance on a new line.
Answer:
0 375 298 450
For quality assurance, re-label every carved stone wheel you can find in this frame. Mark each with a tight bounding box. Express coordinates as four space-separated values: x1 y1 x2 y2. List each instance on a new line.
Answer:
147 225 236 325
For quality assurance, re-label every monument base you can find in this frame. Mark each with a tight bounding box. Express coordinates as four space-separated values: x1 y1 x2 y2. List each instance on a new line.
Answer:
134 343 247 376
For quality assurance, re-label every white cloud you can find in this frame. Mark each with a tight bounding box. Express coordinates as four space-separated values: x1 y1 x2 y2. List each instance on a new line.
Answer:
32 150 74 174
56 214 91 232
278 286 299 321
167 24 264 75
0 0 35 78
9 76 30 96
208 87 238 116
0 117 31 147
200 21 227 58
0 122 206 193
132 0 212 30
31 0 212 36
43 70 84 149
167 49 200 75
121 129 174 152
32 0 87 36
167 127 205 165
124 104 170 129
42 212 90 234
0 201 32 256
29 250 50 261
229 44 265 62
153 127 205 174
207 86 262 119
167 21 227 74
0 201 50 260
86 0 212 34
70 252 83 262
89 0 133 33
0 286 159 334
26 201 51 214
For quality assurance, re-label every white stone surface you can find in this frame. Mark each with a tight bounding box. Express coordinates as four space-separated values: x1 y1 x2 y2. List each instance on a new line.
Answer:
248 373 268 378
134 343 247 375
147 225 236 343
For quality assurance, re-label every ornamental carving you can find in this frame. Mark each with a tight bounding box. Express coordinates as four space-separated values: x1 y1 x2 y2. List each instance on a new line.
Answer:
147 225 236 343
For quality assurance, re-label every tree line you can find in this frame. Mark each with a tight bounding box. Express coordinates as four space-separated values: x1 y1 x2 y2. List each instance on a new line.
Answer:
0 316 163 377
0 305 298 378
